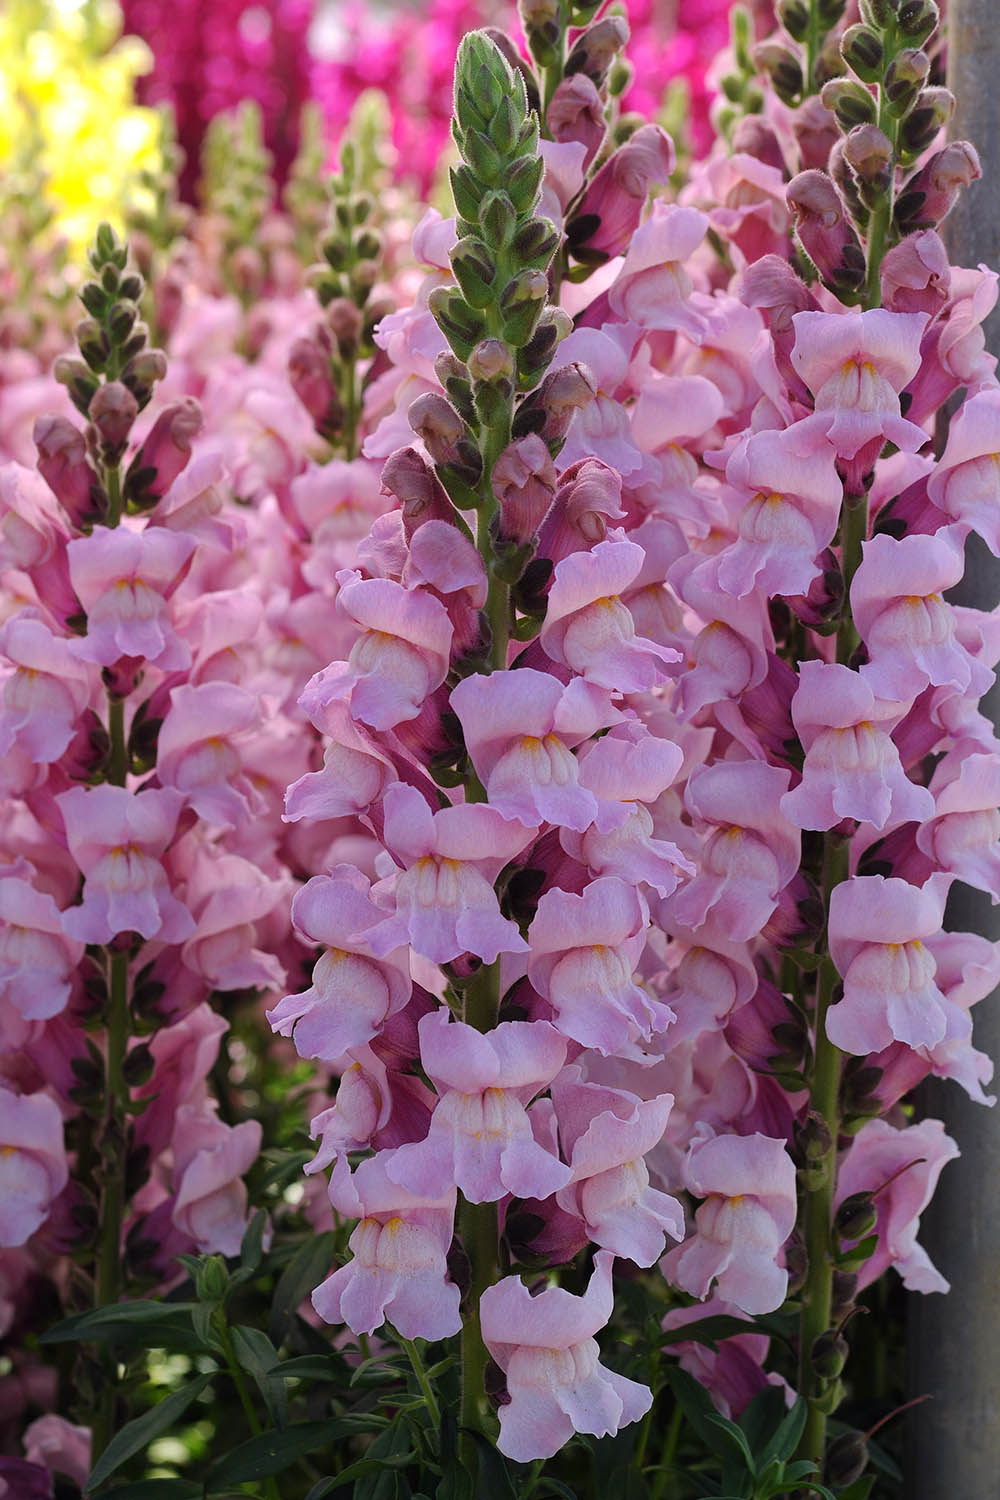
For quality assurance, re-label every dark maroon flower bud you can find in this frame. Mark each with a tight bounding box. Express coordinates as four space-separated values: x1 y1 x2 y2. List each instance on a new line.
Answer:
381 447 455 541
546 74 607 169
288 337 342 439
89 380 139 460
787 170 866 294
126 397 203 504
897 141 981 229
493 434 557 545
34 414 103 526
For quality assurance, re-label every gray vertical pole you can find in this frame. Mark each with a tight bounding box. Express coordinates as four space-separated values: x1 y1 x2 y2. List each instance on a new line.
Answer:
907 4 1000 1493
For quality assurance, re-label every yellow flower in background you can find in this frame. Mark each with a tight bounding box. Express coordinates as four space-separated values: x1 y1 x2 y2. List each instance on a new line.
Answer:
0 0 161 251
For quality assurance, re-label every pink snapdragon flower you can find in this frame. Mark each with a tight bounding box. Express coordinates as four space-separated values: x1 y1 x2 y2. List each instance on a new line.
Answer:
662 1297 781 1418
926 387 1000 553
0 617 95 766
171 1105 262 1257
175 843 288 994
0 873 83 1022
0 1088 68 1246
56 785 193 945
780 661 934 831
527 877 671 1055
285 692 397 824
22 1415 90 1489
66 526 195 669
825 874 959 1054
386 1011 570 1202
449 668 619 832
480 1250 652 1461
917 752 1000 898
670 762 799 943
305 569 453 730
715 430 843 599
605 203 709 333
156 682 265 830
785 309 929 487
552 1071 684 1265
540 533 680 691
834 1117 959 1293
662 1132 797 1314
312 1153 461 1341
574 125 675 258
563 722 693 896
267 867 411 1064
365 782 534 965
852 530 981 700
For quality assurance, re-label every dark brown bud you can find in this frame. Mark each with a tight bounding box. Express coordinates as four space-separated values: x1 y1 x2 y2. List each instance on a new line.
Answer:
89 381 139 459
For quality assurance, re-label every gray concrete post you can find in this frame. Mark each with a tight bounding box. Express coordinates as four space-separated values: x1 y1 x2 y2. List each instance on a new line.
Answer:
906 3 1000 1492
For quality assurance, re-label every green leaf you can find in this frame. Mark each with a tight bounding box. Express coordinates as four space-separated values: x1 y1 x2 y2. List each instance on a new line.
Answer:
304 1452 415 1498
268 1232 335 1345
663 1365 725 1449
205 1419 361 1489
276 1354 342 1383
230 1324 286 1428
737 1386 789 1456
436 1465 474 1500
100 1483 203 1500
85 1372 215 1491
706 1414 756 1475
41 1301 196 1343
239 1209 268 1273
758 1397 808 1467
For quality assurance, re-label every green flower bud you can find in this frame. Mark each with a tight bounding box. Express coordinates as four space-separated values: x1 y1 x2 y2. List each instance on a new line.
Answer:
884 48 931 115
468 339 515 384
565 16 630 88
835 1190 878 1242
195 1255 230 1305
840 23 884 82
777 0 810 42
450 238 498 309
54 357 100 415
820 77 879 129
753 42 804 106
826 1431 869 1488
499 268 549 346
897 0 939 45
75 318 110 372
811 1329 849 1381
898 85 955 160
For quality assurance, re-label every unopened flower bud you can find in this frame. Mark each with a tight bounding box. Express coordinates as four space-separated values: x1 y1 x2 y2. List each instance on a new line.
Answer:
835 1190 878 1242
898 86 954 159
89 381 139 459
778 0 810 42
288 337 342 439
570 124 675 259
860 0 896 24
800 1111 834 1163
895 140 981 229
32 413 90 515
840 22 884 82
127 397 203 503
468 339 515 384
884 48 930 115
53 356 100 416
753 42 804 106
482 27 541 112
120 348 168 409
499 269 549 346
844 124 893 185
451 238 499 311
75 318 110 372
896 0 939 45
408 392 467 464
831 1269 859 1321
513 361 598 444
518 0 561 66
787 171 866 293
547 74 606 168
381 446 455 538
493 433 557 545
564 15 630 87
811 1328 849 1380
327 297 364 357
826 1431 869 1488
820 77 878 130
195 1255 230 1304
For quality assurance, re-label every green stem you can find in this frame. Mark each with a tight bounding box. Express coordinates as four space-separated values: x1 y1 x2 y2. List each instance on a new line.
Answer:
458 959 501 1472
649 1401 684 1500
836 493 868 664
90 945 131 1467
400 1338 441 1428
796 836 849 1479
107 695 128 786
864 30 900 308
217 1321 281 1500
105 463 122 529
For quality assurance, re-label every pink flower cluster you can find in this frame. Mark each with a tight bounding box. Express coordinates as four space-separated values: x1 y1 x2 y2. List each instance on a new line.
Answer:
272 57 999 1447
